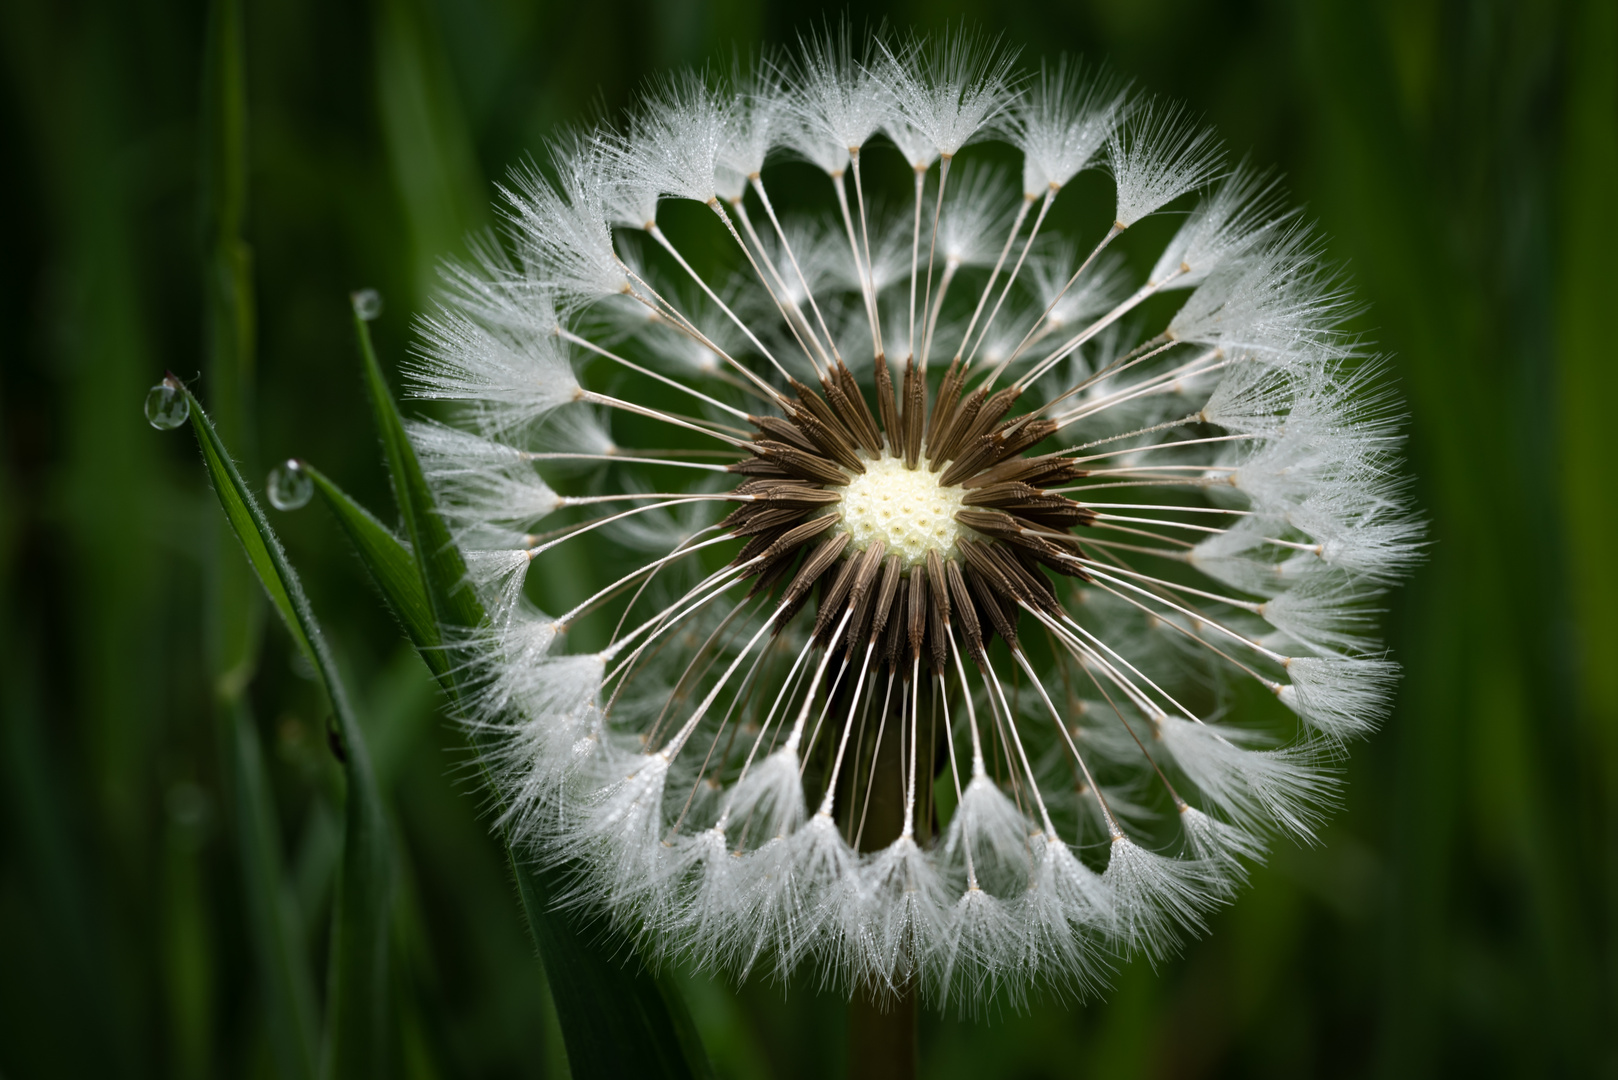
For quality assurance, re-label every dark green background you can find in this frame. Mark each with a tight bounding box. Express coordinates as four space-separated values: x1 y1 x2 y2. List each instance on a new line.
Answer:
2 0 1613 1076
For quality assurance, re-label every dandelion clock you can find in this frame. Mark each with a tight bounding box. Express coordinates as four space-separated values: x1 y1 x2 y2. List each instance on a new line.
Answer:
404 26 1421 1013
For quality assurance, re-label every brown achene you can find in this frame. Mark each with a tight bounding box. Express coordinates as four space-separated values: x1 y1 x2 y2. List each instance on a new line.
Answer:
722 356 1097 675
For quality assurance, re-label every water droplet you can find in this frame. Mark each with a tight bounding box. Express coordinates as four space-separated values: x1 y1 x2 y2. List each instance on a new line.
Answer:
144 378 189 430
350 288 383 321
267 460 312 510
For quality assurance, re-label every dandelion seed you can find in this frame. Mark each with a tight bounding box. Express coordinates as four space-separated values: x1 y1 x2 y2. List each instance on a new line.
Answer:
1010 56 1129 196
409 30 1420 1008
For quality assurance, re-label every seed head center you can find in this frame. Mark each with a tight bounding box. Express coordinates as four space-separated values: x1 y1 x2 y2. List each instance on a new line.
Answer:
835 454 966 567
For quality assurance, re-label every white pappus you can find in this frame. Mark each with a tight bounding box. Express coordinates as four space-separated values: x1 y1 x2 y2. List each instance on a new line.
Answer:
404 26 1421 1011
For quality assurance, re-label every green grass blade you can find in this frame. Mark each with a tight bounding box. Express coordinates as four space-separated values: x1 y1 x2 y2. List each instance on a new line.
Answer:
302 462 447 684
348 317 711 1079
200 0 261 694
179 382 394 1080
511 849 712 1080
351 307 482 631
196 4 311 1074
1557 0 1618 1039
321 765 393 1080
225 696 321 1080
187 384 313 664
374 0 488 304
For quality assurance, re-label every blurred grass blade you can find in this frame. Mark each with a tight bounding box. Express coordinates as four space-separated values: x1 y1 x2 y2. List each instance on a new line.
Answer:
512 849 713 1079
373 0 487 303
225 697 320 1080
301 462 448 684
197 3 309 1074
321 764 393 1080
200 0 261 693
348 313 711 1079
179 382 394 1080
1558 0 1618 1037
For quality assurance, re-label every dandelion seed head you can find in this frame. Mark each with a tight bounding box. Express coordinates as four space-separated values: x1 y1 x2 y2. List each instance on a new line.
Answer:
408 28 1422 1009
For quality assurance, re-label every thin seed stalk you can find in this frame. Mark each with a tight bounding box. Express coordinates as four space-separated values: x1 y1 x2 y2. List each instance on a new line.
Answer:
844 701 916 1080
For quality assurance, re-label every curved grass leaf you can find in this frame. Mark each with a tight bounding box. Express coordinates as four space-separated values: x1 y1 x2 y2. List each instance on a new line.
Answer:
180 382 393 1080
308 456 712 1078
301 463 446 685
351 306 482 633
347 312 711 1079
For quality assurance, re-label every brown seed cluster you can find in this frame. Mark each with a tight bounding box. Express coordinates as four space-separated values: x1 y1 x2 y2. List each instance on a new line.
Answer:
721 357 1098 672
